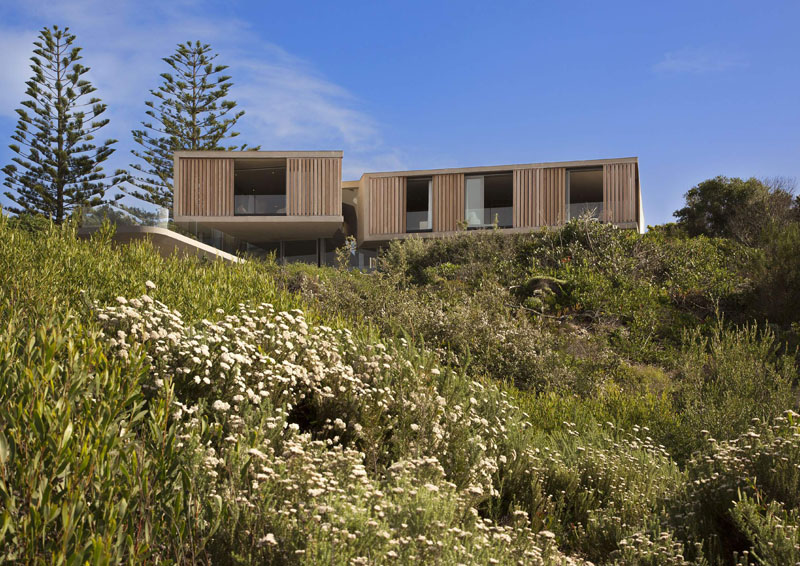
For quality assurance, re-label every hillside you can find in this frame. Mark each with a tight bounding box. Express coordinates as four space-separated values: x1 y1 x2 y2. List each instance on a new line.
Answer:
1 216 799 565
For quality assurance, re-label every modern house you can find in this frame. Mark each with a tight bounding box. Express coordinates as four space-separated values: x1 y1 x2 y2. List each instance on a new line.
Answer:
172 151 643 266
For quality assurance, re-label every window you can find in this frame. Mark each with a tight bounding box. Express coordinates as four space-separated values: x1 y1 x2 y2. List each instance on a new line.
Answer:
284 240 319 265
406 178 432 232
465 173 513 229
234 159 286 215
567 169 603 220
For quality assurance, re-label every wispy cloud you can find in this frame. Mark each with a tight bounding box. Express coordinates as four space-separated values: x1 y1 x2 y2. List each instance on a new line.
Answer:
0 0 402 189
0 29 38 117
653 46 747 74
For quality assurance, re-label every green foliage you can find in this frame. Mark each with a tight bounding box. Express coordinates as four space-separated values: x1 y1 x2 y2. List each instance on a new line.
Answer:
2 25 123 223
673 176 799 246
0 309 211 563
672 322 796 461
0 214 295 325
127 41 256 210
0 216 798 565
754 220 800 324
730 493 800 565
682 412 800 563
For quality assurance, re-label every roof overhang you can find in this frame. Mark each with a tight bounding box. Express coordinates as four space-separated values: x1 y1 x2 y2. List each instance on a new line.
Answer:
174 215 344 241
174 150 343 159
360 156 639 179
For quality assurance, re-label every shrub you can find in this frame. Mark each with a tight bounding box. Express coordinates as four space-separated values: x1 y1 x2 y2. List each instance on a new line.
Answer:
673 322 796 460
682 412 800 562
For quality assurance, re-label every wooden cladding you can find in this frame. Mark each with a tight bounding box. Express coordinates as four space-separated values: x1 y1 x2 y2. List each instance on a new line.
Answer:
540 167 566 226
287 157 342 216
603 163 636 224
368 176 406 235
513 169 539 228
432 173 465 232
175 158 234 216
512 167 566 227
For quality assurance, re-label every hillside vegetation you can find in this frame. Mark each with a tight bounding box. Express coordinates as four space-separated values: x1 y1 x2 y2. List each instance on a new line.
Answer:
1 216 799 565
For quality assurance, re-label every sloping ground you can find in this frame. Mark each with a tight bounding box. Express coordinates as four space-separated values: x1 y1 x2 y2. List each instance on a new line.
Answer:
0 217 799 565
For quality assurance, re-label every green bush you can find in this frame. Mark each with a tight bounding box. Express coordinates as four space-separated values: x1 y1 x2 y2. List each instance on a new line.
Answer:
672 321 796 461
682 412 800 563
1 214 797 565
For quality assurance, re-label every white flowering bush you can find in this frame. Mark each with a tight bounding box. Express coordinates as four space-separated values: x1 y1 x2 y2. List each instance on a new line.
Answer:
510 423 686 562
681 412 800 562
88 291 596 564
3 219 797 565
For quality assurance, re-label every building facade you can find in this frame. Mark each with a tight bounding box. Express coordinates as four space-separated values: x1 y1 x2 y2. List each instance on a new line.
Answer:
172 151 643 266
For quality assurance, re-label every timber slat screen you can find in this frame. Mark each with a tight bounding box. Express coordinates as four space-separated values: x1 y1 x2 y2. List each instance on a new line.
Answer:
286 157 342 216
603 162 636 223
512 168 539 228
368 176 406 235
539 167 566 226
512 167 565 227
175 158 234 216
432 173 465 232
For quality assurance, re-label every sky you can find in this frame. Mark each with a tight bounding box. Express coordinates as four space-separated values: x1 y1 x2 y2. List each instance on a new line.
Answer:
0 0 798 226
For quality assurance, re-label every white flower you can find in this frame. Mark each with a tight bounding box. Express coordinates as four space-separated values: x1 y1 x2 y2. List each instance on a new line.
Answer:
259 533 278 546
212 400 230 412
145 280 156 289
248 448 268 461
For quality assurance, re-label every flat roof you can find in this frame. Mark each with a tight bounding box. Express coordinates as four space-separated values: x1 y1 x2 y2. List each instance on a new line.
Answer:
174 150 343 159
354 156 638 180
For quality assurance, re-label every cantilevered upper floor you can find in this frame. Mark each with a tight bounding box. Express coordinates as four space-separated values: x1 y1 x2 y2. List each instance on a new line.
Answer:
173 150 344 241
171 151 644 263
354 156 643 246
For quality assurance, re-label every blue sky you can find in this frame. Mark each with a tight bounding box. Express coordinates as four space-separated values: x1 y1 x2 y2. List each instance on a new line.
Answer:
1 0 798 226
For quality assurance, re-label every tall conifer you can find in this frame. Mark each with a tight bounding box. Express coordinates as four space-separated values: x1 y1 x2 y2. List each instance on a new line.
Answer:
2 26 121 223
127 41 255 211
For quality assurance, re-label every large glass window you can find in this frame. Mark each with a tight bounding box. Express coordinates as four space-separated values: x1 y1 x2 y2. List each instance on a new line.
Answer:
406 178 432 232
284 240 319 265
237 241 280 261
567 169 603 220
234 159 286 215
465 173 513 229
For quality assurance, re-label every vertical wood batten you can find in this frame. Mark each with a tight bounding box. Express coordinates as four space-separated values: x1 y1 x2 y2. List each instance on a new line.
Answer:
432 173 465 232
537 167 565 226
175 157 234 216
368 176 406 235
513 168 541 228
602 162 635 224
286 157 342 216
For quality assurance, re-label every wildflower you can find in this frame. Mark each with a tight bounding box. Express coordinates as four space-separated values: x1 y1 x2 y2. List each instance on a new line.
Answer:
212 400 230 412
248 448 268 461
258 533 278 546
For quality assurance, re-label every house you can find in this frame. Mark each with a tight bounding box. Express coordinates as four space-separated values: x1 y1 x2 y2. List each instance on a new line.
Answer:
172 151 643 266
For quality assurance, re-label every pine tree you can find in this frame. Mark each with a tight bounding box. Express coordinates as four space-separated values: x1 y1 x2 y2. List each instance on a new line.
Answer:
127 41 256 211
2 26 121 223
